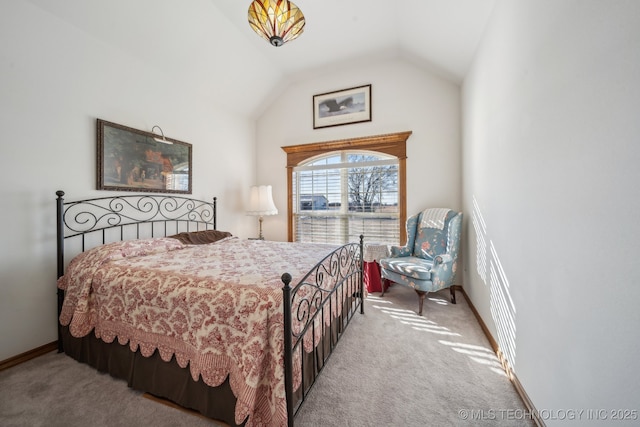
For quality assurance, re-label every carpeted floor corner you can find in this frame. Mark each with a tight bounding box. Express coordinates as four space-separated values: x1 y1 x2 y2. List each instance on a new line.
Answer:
294 287 534 426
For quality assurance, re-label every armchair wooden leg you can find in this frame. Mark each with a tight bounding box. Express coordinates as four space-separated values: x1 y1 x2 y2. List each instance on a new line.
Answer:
450 286 456 304
381 279 390 297
415 290 426 316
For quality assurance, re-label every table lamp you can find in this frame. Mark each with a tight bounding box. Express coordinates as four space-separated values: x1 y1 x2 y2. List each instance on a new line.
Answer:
247 185 278 240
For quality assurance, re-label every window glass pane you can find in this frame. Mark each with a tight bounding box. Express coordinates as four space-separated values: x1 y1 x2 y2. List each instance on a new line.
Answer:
347 153 382 163
293 151 399 245
347 163 398 213
308 154 341 167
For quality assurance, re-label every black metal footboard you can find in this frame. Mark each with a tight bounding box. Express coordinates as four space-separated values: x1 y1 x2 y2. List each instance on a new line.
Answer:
281 236 364 427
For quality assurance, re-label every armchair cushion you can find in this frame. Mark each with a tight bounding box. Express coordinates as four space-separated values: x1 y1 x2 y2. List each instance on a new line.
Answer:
380 256 434 281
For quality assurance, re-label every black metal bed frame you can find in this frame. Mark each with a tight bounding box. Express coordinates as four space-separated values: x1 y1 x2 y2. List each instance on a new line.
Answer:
55 190 363 427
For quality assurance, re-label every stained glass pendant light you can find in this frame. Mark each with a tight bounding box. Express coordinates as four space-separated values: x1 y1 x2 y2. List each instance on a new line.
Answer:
247 0 305 47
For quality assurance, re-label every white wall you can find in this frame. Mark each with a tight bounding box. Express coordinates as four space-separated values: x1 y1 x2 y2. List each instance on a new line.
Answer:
462 0 640 422
0 2 256 360
255 58 462 242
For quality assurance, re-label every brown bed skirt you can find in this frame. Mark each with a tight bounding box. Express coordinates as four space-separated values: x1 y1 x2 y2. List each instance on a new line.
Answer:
60 322 335 426
61 325 245 426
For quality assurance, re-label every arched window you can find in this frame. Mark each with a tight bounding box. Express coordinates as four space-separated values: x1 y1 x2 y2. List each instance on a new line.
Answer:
282 131 411 244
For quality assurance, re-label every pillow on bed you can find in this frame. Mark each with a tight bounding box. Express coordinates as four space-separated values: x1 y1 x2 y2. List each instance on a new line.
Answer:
104 237 186 260
169 229 232 245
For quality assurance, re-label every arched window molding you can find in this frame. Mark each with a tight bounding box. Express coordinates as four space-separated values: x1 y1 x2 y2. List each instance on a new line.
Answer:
282 131 411 243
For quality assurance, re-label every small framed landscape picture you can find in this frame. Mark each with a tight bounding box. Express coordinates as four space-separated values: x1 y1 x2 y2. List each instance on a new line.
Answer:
313 84 372 129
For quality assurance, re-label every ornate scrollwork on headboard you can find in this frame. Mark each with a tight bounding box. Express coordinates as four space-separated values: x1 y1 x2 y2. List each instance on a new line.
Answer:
57 191 216 237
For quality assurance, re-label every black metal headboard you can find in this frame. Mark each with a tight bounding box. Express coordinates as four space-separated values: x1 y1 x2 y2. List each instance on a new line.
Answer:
56 190 217 277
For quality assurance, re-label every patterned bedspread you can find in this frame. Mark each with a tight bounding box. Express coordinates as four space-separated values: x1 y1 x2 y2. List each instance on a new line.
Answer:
57 236 339 427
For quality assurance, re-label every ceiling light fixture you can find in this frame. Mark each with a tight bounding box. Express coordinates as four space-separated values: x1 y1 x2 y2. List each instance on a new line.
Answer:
151 125 172 145
247 0 305 47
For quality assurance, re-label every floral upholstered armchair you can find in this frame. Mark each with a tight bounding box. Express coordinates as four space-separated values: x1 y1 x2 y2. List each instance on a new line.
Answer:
379 208 462 315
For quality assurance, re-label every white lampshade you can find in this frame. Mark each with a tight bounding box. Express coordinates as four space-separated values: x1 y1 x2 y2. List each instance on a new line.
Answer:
247 185 278 216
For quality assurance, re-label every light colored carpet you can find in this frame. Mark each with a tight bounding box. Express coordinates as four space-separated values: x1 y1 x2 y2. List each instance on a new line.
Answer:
294 287 534 426
0 287 533 427
0 349 224 427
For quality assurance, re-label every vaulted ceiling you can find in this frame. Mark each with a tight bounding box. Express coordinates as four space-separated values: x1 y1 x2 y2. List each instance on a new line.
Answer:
26 0 496 117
